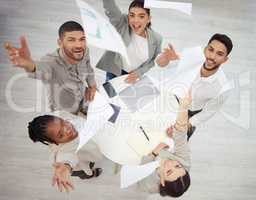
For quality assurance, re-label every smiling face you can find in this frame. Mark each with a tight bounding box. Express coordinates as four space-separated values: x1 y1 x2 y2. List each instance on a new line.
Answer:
128 7 151 37
45 117 78 144
58 31 86 64
159 159 186 182
203 39 228 70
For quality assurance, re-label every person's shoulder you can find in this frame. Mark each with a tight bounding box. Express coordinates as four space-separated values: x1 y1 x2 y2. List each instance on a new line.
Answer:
40 49 60 62
147 28 163 42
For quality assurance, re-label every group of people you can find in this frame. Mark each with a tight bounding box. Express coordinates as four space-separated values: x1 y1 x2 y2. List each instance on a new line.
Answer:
4 0 233 198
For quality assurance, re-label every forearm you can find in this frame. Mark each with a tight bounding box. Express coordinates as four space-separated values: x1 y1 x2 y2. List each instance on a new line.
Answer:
103 0 124 27
175 104 189 132
133 60 155 77
86 73 96 87
23 60 36 72
27 59 52 81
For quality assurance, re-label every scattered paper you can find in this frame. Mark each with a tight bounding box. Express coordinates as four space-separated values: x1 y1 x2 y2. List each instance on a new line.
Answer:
76 91 114 152
119 76 160 112
144 0 192 15
76 0 130 65
121 160 160 188
153 46 204 98
108 75 131 94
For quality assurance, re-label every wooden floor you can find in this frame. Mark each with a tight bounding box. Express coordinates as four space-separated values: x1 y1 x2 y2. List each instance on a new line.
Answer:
0 0 256 199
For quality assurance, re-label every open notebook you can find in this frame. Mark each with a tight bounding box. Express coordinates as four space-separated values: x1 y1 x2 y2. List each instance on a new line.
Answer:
127 126 174 156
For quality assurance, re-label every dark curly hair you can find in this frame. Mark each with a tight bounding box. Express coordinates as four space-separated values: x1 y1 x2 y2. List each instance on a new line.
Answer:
28 115 57 145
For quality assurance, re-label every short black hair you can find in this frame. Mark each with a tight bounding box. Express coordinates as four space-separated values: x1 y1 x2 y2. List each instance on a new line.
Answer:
58 21 84 38
208 33 233 55
159 170 191 198
28 115 57 145
128 0 151 27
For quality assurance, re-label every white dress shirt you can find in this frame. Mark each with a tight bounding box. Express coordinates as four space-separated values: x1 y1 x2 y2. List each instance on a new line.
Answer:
190 68 230 126
122 32 149 72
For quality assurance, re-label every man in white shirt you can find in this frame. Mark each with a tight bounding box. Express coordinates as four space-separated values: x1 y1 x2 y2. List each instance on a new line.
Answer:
159 33 233 140
28 113 103 192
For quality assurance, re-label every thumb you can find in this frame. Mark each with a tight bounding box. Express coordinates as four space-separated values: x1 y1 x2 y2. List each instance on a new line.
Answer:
4 42 12 51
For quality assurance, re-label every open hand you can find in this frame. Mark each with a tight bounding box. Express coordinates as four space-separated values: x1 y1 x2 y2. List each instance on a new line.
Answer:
4 36 35 72
85 85 97 102
125 72 138 84
52 163 74 193
156 43 179 67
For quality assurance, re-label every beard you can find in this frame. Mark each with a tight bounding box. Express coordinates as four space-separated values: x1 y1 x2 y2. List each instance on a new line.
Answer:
203 61 220 71
63 46 84 62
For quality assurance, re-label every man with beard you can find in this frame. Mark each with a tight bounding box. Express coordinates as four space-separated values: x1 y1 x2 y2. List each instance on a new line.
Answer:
4 21 97 114
160 33 233 140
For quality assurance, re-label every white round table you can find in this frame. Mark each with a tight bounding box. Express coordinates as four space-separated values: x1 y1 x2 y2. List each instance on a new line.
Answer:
93 75 179 165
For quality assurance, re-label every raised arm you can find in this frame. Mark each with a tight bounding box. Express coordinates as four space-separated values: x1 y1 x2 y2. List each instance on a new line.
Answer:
4 36 53 81
102 0 126 28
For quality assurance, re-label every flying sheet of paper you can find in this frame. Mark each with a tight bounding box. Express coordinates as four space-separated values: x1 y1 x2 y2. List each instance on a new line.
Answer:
76 0 130 65
121 160 160 188
76 91 114 152
108 75 131 94
144 0 192 15
175 46 204 74
154 46 204 98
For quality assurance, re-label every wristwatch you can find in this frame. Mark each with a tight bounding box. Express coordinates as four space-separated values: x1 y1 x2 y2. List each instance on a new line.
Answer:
152 151 158 157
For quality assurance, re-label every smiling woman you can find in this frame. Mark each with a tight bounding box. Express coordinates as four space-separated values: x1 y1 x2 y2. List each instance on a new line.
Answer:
96 0 163 84
137 92 192 197
45 117 79 144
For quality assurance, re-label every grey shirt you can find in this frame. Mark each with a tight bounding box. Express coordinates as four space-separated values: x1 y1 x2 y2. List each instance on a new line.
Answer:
28 47 96 113
137 128 191 193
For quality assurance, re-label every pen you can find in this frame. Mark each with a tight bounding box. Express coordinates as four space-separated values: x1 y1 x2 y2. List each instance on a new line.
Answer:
139 126 150 141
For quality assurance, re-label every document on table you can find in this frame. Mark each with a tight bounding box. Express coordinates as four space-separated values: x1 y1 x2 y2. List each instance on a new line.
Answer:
76 91 114 152
144 0 192 15
127 126 174 156
76 0 130 65
119 76 160 112
120 160 160 188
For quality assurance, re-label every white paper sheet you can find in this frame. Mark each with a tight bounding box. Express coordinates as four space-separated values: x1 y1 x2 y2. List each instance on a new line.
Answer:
76 0 130 65
76 91 114 152
144 0 192 15
154 46 204 98
127 126 174 156
108 75 131 94
119 76 160 113
121 160 160 188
